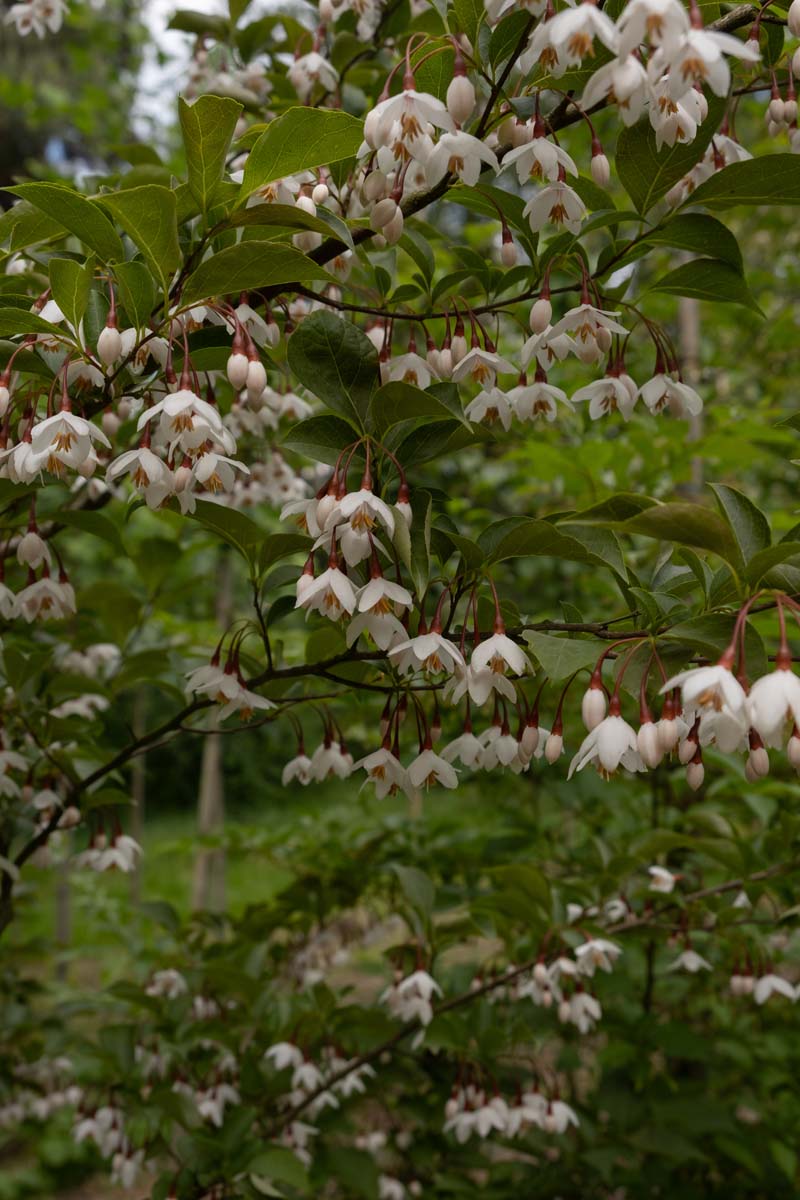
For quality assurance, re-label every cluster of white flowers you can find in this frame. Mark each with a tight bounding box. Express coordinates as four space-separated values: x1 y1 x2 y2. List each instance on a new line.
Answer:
444 1082 579 1142
5 0 103 37
264 1040 376 1123
73 1104 147 1189
0 1057 82 1128
73 830 142 872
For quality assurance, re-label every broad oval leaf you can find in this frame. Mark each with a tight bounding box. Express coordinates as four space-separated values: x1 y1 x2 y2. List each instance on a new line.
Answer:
179 93 243 213
182 243 334 305
648 258 762 314
9 182 124 261
687 154 800 209
239 108 364 200
287 310 378 427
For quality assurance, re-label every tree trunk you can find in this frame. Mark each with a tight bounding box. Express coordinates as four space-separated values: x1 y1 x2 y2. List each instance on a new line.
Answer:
191 554 232 913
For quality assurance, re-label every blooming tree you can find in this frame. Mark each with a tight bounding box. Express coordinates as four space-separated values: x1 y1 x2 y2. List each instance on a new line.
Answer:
2 0 800 1194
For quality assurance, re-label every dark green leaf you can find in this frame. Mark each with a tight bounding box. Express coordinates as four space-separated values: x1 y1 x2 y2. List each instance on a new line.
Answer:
183 243 333 305
287 310 378 427
8 182 124 261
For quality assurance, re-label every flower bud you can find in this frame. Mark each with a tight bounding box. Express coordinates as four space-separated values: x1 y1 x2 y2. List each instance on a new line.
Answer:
312 182 329 205
246 358 267 399
658 717 679 752
173 464 192 493
637 720 663 768
747 744 769 778
767 119 784 138
590 151 610 189
316 492 337 528
97 324 122 366
383 208 405 244
789 0 800 36
768 97 786 124
363 169 389 203
0 385 10 417
521 721 539 755
17 530 49 569
544 732 563 763
686 760 704 791
450 333 467 365
370 197 398 231
533 961 548 985
596 325 613 353
500 235 517 267
58 805 81 829
581 685 606 731
102 409 121 438
678 736 697 765
78 457 97 478
785 98 798 124
530 297 552 333
558 999 571 1024
789 733 800 768
511 119 531 147
446 73 476 126
793 46 800 79
227 351 249 390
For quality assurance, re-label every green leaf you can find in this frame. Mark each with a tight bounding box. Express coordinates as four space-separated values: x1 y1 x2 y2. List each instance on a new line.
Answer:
249 1146 309 1191
487 519 609 567
189 499 263 567
287 310 378 427
8 182 124 261
224 201 354 248
179 94 243 213
709 483 771 562
619 503 740 567
687 154 800 209
648 258 762 314
114 260 156 329
489 8 532 65
746 542 800 585
98 186 181 290
523 631 605 681
258 532 310 575
239 108 364 199
48 257 92 334
641 213 742 269
0 308 72 341
389 863 435 918
182 243 333 305
58 510 125 554
281 414 361 465
368 380 465 435
561 493 658 523
451 0 484 45
616 93 727 214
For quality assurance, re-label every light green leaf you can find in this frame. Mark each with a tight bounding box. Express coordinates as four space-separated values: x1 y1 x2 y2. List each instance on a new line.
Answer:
189 499 263 567
8 182 124 261
179 94 243 213
48 257 92 334
368 380 466 435
98 186 181 289
239 108 364 200
58 510 125 554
